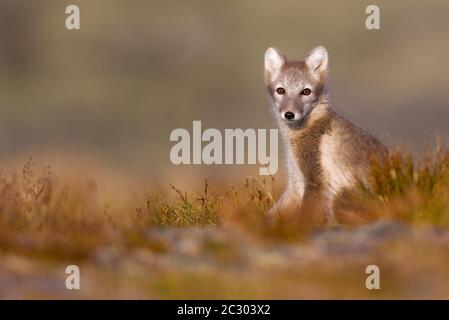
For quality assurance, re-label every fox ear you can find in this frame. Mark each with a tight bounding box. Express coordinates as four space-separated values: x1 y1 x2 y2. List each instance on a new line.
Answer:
264 47 286 79
305 46 328 80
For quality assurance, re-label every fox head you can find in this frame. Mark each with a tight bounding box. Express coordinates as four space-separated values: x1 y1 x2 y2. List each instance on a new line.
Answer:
264 46 329 125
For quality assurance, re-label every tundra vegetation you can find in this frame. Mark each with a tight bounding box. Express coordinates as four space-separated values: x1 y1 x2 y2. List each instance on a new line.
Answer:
1 143 449 298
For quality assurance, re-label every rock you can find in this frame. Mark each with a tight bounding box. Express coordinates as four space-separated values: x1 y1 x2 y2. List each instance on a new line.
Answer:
311 221 409 255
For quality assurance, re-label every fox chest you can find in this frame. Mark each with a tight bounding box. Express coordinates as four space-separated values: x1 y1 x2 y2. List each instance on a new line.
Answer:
289 120 354 198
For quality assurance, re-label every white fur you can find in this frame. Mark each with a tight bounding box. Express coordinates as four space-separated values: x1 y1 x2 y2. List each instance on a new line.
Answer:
264 47 285 76
319 133 354 197
286 147 305 200
269 147 305 216
305 46 328 80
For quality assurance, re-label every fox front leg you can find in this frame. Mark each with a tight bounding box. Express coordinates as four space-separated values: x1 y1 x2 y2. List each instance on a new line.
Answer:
324 198 338 226
268 192 302 217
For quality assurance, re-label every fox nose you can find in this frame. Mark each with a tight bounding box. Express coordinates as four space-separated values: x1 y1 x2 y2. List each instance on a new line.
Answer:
283 112 295 120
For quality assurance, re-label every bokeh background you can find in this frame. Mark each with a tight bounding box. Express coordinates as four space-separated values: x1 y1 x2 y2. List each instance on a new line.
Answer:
0 0 448 186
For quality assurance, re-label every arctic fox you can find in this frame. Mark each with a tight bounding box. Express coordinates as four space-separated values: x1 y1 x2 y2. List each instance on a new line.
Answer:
265 46 387 224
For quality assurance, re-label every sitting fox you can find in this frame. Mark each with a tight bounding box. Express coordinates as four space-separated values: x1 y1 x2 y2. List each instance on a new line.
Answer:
265 46 387 224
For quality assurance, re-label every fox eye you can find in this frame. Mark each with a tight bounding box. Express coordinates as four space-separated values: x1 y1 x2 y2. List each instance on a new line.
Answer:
276 87 285 95
301 88 312 96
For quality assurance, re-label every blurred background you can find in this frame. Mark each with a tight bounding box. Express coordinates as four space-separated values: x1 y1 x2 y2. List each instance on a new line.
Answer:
0 0 448 186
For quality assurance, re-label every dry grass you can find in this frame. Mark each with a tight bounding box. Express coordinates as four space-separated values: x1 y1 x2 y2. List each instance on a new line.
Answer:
1 144 449 298
364 140 449 226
